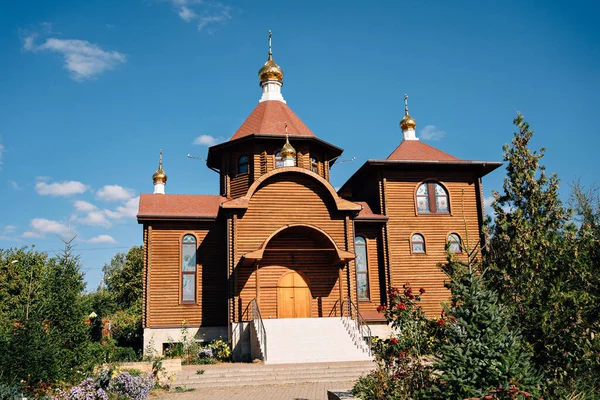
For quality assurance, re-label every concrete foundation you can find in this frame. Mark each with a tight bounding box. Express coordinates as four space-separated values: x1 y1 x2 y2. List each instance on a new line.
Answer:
143 326 227 356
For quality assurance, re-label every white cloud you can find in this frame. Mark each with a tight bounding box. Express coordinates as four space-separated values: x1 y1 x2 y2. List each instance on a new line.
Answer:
2 225 17 234
484 195 513 217
96 185 135 202
178 6 197 21
23 218 69 238
197 4 232 32
8 180 21 190
74 200 98 213
105 196 140 220
35 179 89 196
0 142 4 169
193 134 222 146
87 234 117 244
419 125 447 141
0 236 17 241
78 211 111 228
23 35 126 81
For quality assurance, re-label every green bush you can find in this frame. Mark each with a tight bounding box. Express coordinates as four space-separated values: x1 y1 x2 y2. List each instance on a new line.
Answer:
0 383 21 400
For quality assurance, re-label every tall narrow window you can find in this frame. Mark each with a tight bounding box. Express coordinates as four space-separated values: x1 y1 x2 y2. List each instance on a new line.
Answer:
274 151 284 168
411 234 426 254
416 181 449 214
311 157 318 173
181 234 197 303
447 233 462 254
238 155 249 174
354 236 369 301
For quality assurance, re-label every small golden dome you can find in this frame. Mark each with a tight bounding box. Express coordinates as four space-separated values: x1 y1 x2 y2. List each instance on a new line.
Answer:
152 150 168 185
400 94 417 131
280 135 296 159
258 52 284 83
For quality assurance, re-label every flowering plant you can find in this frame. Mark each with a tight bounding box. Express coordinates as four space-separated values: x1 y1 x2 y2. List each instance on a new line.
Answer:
55 378 108 400
108 371 154 400
198 348 213 359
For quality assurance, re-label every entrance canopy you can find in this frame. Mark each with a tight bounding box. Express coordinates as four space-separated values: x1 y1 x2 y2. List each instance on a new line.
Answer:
241 224 354 266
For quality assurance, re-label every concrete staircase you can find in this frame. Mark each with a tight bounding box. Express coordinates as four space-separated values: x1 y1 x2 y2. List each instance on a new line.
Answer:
261 317 373 364
172 360 375 389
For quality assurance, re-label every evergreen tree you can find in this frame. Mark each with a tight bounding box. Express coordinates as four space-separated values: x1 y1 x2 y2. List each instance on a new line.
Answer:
486 113 600 393
432 257 541 399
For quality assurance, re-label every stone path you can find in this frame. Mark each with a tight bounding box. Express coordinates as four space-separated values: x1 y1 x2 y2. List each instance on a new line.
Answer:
152 381 356 400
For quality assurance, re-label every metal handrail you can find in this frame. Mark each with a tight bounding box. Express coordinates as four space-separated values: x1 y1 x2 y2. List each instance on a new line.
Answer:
340 297 372 355
249 298 267 361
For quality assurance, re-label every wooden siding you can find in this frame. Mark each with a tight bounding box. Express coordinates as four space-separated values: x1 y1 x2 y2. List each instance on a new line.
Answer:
146 221 227 328
233 172 350 320
384 169 480 316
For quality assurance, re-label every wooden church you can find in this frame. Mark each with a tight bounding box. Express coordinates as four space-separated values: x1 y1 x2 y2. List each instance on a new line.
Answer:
137 34 501 362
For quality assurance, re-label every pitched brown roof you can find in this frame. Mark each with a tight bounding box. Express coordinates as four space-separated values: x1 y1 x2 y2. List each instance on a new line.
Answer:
230 100 315 141
386 140 460 162
137 194 228 220
355 201 388 221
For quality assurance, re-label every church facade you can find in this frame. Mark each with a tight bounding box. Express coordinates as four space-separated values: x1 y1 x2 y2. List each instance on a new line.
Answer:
137 37 501 360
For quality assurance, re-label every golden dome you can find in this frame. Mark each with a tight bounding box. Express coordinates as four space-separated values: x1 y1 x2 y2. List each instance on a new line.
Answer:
400 94 417 130
258 52 284 83
152 150 168 185
280 135 296 159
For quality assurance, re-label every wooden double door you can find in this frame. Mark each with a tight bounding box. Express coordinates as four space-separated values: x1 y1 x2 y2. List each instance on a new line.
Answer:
277 271 311 318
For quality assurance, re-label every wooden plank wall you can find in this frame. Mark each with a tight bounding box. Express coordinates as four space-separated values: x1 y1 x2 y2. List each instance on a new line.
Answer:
146 221 227 328
233 172 349 320
384 170 480 317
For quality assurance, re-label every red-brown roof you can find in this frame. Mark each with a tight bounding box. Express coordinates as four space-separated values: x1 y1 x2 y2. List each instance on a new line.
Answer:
386 140 460 162
230 100 315 141
355 201 388 221
137 194 228 220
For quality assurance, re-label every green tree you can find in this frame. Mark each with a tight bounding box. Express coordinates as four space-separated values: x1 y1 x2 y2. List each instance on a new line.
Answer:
486 113 599 393
103 246 144 311
431 255 541 399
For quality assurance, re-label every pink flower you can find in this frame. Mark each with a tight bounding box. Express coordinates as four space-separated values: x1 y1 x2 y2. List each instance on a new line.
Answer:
397 302 406 310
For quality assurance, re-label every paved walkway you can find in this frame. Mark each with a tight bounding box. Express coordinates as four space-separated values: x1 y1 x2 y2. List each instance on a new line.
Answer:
152 381 356 400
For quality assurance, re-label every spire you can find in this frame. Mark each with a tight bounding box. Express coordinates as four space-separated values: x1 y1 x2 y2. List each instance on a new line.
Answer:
258 30 286 103
152 149 167 194
400 94 418 141
280 123 296 166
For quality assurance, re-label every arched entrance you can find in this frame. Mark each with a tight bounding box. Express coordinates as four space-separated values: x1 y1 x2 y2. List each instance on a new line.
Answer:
277 271 311 318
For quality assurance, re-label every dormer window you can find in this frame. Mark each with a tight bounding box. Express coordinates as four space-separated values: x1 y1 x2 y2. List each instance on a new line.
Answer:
416 181 449 214
311 157 318 173
275 151 284 168
238 155 249 174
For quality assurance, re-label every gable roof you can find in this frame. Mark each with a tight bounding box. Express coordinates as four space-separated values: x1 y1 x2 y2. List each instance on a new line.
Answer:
355 201 388 221
229 100 315 141
386 140 460 162
137 194 228 221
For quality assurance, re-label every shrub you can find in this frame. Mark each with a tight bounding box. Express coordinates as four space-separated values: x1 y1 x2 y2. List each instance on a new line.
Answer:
108 371 153 400
0 383 22 400
210 338 231 361
55 378 108 400
198 348 213 359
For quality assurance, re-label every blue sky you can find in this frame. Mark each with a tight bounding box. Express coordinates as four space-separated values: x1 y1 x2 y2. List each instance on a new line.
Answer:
1 0 599 290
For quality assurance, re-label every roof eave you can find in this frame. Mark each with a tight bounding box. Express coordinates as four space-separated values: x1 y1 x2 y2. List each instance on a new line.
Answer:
137 215 218 223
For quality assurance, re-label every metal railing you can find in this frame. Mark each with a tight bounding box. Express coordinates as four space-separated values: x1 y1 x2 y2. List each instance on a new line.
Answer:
249 298 267 361
340 297 373 356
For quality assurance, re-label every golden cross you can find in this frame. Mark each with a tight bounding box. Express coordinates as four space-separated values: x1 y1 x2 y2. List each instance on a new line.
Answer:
284 122 288 134
159 149 163 168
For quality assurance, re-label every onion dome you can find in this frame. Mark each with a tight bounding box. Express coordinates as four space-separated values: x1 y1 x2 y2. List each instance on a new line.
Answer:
400 94 417 131
259 31 284 84
280 135 296 159
152 149 167 185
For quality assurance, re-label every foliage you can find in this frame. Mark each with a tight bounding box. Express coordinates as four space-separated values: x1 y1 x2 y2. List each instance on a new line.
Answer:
55 378 108 400
430 255 541 399
107 371 154 400
103 246 144 312
353 284 439 400
109 309 143 352
198 348 213 359
210 338 231 361
486 113 600 394
0 383 22 400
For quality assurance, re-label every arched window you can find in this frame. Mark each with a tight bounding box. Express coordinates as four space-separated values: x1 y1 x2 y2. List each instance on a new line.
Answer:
274 151 283 168
411 234 426 254
181 234 197 303
354 236 369 301
416 181 449 214
311 157 318 173
447 233 462 254
238 155 249 174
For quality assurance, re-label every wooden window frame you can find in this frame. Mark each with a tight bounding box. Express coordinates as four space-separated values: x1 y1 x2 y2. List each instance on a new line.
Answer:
181 234 197 304
416 181 450 215
447 233 462 254
354 236 370 301
411 233 426 254
237 155 249 176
